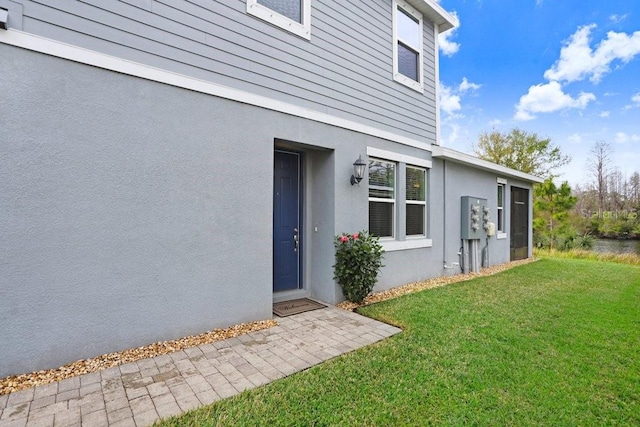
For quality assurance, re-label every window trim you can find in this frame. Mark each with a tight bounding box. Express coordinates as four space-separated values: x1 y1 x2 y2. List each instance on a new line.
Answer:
392 0 424 92
406 165 427 238
247 0 311 40
366 147 432 168
497 178 507 239
367 148 433 251
381 239 432 251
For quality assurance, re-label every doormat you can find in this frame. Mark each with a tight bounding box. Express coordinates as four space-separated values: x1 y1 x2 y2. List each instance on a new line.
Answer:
273 298 327 317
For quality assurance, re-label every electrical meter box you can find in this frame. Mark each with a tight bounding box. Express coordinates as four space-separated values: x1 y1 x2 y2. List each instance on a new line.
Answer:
461 196 488 240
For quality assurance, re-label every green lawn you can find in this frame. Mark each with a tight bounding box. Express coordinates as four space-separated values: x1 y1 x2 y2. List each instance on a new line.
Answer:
159 258 640 426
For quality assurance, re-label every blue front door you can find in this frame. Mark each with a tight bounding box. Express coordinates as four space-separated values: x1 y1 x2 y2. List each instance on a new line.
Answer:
273 150 302 292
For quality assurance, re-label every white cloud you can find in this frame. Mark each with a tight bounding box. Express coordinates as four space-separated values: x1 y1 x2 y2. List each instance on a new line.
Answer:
615 132 640 143
439 30 460 56
442 122 460 145
439 83 461 115
440 78 482 116
568 133 582 144
488 119 502 127
459 77 481 92
438 14 460 57
544 24 640 83
615 132 629 143
514 81 596 120
599 111 610 118
633 92 640 105
610 14 628 24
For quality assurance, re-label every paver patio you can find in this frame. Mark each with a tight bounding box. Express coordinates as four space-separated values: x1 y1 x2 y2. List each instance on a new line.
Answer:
0 306 401 427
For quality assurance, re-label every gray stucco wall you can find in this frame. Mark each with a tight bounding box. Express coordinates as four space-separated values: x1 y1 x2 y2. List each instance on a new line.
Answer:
431 159 534 268
0 43 273 376
271 135 536 297
0 41 533 377
371 158 535 292
0 0 437 144
433 159 510 267
0 42 394 376
0 42 440 377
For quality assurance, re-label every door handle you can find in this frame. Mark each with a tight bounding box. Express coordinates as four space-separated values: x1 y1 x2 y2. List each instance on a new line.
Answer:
293 228 299 252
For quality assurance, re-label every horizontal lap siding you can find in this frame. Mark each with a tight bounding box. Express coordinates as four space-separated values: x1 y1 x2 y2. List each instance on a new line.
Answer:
15 0 437 141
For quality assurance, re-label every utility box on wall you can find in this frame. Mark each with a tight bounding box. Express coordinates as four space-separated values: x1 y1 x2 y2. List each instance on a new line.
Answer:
461 196 488 240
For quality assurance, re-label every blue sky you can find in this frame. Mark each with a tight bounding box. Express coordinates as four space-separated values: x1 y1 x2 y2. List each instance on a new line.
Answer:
436 0 640 185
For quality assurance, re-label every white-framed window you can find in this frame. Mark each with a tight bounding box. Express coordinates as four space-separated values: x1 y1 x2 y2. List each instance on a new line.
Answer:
369 158 396 238
406 166 427 237
497 178 507 239
247 0 311 40
392 0 424 92
366 148 433 251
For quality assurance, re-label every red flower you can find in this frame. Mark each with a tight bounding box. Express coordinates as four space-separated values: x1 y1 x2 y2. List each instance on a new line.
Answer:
340 235 349 243
352 233 359 239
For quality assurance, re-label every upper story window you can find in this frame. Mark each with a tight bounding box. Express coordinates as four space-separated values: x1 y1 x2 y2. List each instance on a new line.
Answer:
369 159 396 238
392 0 424 92
247 0 311 40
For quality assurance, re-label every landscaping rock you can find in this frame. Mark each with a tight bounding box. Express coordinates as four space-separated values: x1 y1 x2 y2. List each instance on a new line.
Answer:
337 258 537 311
0 319 277 396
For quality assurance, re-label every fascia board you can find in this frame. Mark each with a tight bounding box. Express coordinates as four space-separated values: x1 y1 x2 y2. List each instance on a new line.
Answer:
405 0 458 32
432 146 545 183
0 29 433 152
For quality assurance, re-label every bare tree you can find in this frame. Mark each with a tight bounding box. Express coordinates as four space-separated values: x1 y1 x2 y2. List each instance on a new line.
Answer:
629 172 640 208
587 141 612 219
572 183 598 218
607 169 624 212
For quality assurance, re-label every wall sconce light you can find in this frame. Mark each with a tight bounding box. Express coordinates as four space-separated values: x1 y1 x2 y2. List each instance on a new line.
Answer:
350 155 367 186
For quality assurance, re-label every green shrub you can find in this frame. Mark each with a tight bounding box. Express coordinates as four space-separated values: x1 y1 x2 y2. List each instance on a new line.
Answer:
535 227 594 251
575 233 595 250
333 231 384 303
534 233 551 249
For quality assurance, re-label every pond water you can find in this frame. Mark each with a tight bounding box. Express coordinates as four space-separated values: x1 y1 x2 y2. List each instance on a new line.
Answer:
593 239 640 255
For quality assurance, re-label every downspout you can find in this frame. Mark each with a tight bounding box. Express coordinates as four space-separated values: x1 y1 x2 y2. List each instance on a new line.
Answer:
443 159 447 269
442 159 461 272
483 236 489 268
435 24 462 273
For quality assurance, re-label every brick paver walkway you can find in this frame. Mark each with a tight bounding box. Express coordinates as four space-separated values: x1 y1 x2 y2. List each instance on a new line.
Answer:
0 306 401 427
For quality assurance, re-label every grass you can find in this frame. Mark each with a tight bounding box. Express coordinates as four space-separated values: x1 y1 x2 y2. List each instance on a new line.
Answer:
159 258 640 426
534 247 640 265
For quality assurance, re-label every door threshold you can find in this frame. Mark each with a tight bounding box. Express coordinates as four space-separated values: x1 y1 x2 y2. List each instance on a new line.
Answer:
273 289 310 304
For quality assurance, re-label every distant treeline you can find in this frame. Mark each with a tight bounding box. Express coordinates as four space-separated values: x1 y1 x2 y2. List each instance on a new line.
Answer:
572 170 640 239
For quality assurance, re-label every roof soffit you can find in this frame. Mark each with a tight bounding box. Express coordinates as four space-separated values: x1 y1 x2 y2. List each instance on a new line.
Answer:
431 146 544 183
404 0 458 32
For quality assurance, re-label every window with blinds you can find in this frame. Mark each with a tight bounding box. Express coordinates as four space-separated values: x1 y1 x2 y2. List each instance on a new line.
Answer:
497 183 505 233
368 159 396 238
392 0 423 92
406 166 426 236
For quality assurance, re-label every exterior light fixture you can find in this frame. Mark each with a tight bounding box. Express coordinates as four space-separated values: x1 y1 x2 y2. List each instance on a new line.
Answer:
350 155 367 186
